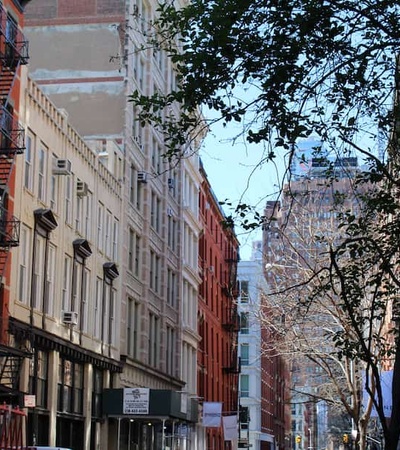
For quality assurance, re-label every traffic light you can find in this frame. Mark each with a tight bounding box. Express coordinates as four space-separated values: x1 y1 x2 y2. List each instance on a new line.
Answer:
295 435 302 444
343 434 349 444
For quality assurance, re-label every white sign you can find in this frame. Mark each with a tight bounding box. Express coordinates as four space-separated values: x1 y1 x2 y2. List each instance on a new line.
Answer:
24 394 36 408
223 415 238 441
202 402 222 427
123 388 150 414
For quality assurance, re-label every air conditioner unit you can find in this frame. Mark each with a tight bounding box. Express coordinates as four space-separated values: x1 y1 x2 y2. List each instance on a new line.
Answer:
168 178 175 189
62 311 78 325
53 158 72 175
167 207 173 217
137 171 147 183
76 180 88 196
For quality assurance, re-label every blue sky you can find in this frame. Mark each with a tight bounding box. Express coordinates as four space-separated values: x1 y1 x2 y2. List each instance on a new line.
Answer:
200 123 284 260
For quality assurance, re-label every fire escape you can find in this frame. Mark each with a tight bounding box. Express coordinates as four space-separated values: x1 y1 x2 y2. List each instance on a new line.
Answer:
222 244 240 414
0 3 30 398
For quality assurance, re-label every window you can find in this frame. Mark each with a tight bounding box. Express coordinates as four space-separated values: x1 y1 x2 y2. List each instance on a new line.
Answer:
240 280 249 303
128 229 141 277
92 368 103 418
38 145 47 202
240 343 249 365
110 288 116 345
240 374 249 397
44 244 56 315
33 235 45 310
148 312 159 368
149 250 160 293
65 176 72 225
113 219 119 261
18 225 30 304
104 210 112 256
24 134 33 190
84 194 92 239
167 215 177 252
29 350 48 408
75 195 83 233
240 312 249 334
150 191 161 233
62 256 72 312
129 164 136 205
97 203 104 251
151 139 162 174
50 172 58 211
58 358 83 414
167 269 177 308
94 277 102 338
127 298 140 359
166 326 175 375
81 268 90 332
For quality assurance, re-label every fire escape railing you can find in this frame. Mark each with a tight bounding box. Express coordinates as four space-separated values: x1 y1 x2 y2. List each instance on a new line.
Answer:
0 105 25 154
0 6 29 68
0 204 20 247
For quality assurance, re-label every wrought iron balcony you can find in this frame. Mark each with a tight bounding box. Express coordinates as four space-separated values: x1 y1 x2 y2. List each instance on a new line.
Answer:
0 205 20 247
0 105 25 154
0 6 29 68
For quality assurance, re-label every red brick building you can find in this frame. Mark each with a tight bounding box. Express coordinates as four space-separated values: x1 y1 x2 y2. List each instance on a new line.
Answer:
198 161 240 450
0 0 31 446
0 0 30 364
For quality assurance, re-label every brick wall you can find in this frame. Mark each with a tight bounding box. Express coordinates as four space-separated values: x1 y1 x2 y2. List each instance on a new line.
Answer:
25 0 125 21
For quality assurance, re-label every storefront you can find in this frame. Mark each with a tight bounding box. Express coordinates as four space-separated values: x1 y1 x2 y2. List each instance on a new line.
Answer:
103 388 199 450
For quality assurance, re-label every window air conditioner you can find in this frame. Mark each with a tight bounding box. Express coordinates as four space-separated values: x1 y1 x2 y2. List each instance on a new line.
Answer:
62 311 78 325
53 158 72 175
137 171 147 183
76 180 89 196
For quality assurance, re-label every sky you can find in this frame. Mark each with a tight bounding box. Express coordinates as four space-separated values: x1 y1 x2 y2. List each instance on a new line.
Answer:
200 122 285 261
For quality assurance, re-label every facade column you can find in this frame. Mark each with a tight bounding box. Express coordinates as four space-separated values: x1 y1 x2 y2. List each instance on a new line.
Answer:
48 350 59 446
84 363 93 450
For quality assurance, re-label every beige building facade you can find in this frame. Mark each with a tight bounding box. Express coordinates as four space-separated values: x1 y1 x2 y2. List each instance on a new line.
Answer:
23 0 202 448
11 71 123 449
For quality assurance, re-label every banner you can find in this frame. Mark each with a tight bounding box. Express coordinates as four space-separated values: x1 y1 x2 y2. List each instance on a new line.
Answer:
362 370 392 418
223 415 238 441
203 402 223 427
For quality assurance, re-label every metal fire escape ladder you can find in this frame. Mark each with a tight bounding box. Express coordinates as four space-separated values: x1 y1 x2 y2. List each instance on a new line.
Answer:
0 4 28 279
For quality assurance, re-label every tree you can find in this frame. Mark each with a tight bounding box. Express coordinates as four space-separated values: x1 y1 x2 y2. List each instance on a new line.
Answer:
262 176 393 450
130 2 400 449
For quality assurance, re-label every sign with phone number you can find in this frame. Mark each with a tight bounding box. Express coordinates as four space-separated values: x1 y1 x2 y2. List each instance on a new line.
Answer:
123 388 150 414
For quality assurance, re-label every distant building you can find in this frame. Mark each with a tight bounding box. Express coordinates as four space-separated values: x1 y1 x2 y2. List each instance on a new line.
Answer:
238 242 290 450
263 157 364 450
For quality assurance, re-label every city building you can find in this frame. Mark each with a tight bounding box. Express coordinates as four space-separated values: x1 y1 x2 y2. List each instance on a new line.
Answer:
263 156 363 450
0 0 32 445
20 0 226 449
11 73 123 449
198 161 240 450
238 241 290 450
